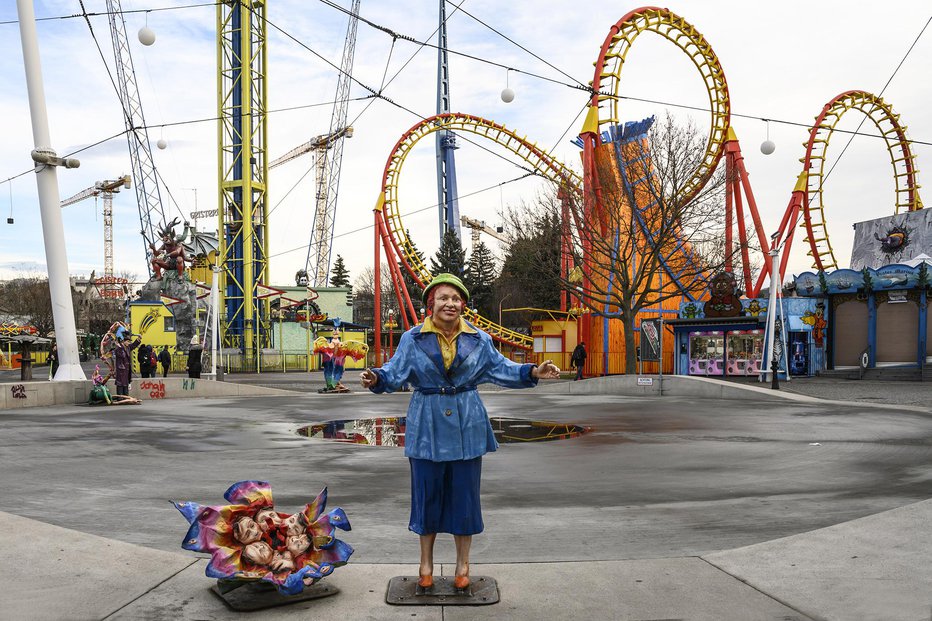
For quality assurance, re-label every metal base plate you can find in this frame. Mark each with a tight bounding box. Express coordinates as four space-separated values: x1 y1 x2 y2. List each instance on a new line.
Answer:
210 580 339 611
385 576 499 606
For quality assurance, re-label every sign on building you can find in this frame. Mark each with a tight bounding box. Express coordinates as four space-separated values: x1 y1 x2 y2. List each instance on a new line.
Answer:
850 209 932 270
640 318 662 362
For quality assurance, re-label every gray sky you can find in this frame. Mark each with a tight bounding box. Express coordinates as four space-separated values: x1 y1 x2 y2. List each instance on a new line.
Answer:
1 0 930 291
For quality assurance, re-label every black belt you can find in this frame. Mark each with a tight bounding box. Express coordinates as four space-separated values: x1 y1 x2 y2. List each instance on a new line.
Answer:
415 385 477 395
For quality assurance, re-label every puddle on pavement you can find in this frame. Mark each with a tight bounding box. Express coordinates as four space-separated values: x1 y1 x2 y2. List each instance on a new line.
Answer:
297 416 591 447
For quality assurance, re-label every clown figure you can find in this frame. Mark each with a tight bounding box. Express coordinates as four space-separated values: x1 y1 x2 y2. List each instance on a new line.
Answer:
316 324 350 393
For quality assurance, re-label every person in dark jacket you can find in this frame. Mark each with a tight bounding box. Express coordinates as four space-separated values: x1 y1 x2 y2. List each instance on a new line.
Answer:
158 346 172 377
138 344 154 378
47 344 59 379
570 342 587 381
360 273 561 594
186 338 203 379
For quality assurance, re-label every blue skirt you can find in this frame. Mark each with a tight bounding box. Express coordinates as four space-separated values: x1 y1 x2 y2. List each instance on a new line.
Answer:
408 457 483 536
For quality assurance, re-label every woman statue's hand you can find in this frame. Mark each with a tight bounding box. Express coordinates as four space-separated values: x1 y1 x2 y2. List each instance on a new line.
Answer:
533 360 561 380
360 368 378 388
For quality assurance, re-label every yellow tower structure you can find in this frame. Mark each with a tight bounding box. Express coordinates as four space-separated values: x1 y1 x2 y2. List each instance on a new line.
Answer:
217 0 270 360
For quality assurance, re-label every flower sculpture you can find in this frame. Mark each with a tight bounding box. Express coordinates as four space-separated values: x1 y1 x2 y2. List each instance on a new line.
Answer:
173 481 353 595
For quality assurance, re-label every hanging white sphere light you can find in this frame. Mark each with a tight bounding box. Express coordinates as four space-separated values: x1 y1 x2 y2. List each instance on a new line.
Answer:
157 139 168 150
138 26 156 46
760 119 775 155
500 68 515 103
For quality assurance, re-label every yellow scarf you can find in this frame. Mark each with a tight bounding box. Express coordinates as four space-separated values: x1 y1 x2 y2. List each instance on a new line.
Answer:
421 316 477 369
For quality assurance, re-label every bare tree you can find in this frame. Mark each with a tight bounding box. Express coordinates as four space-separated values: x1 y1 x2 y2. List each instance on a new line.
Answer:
0 275 58 336
518 114 744 373
352 263 404 329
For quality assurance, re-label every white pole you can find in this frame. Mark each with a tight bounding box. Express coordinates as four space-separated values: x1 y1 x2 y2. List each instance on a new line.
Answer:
762 245 780 383
779 294 791 382
658 317 664 396
210 266 220 379
17 0 85 380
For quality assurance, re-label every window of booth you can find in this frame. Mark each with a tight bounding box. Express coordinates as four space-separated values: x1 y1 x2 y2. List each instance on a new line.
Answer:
725 330 764 376
533 336 562 353
688 331 724 376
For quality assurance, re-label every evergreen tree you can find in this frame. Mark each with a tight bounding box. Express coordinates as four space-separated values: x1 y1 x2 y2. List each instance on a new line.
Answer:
329 254 351 287
399 231 427 310
497 211 562 310
429 230 467 278
465 241 498 317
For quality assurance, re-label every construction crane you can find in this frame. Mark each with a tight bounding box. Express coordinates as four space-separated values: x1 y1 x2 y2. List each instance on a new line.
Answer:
104 0 166 276
61 175 132 297
278 0 360 288
271 126 353 288
460 215 508 251
270 127 353 170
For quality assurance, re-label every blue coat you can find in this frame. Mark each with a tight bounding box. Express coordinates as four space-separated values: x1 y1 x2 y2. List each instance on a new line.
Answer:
370 323 538 461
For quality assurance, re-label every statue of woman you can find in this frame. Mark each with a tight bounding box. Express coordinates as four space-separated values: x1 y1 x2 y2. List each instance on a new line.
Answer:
360 273 560 593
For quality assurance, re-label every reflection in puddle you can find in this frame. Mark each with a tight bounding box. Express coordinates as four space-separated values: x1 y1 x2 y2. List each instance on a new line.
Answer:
297 417 590 447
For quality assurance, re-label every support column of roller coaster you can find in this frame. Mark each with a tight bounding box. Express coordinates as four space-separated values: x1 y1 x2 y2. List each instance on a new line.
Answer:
372 113 580 362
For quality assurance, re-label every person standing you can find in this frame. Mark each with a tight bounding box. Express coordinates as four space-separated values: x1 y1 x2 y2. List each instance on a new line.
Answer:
570 342 587 381
158 346 172 378
186 338 203 379
138 343 153 378
47 344 59 380
114 327 141 396
360 273 560 593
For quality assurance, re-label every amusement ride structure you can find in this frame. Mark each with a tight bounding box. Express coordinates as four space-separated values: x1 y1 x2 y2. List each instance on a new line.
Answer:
370 6 924 373
104 0 168 274
48 2 922 374
434 0 462 240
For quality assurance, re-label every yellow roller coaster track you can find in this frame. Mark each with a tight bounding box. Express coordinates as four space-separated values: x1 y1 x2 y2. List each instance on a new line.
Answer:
377 112 581 349
801 90 923 270
589 6 731 206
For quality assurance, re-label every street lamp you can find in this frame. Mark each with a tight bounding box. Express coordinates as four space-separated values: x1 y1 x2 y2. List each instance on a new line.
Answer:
384 309 398 361
498 293 512 353
498 293 512 327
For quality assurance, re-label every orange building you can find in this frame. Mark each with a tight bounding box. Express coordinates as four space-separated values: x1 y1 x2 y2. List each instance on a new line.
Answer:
576 118 705 376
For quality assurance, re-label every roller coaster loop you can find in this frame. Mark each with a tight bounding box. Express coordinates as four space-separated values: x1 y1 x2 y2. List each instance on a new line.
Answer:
372 113 581 358
798 90 923 272
580 6 774 300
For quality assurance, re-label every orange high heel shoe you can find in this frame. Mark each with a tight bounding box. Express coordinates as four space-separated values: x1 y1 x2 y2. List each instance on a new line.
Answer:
454 564 469 591
417 574 433 589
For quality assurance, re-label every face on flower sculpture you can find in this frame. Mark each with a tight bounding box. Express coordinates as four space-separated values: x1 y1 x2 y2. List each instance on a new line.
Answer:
173 481 353 596
232 516 262 544
242 541 274 565
287 534 311 557
254 508 281 531
282 512 308 537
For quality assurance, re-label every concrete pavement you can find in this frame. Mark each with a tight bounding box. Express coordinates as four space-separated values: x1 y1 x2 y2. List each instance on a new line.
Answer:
1 384 930 619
